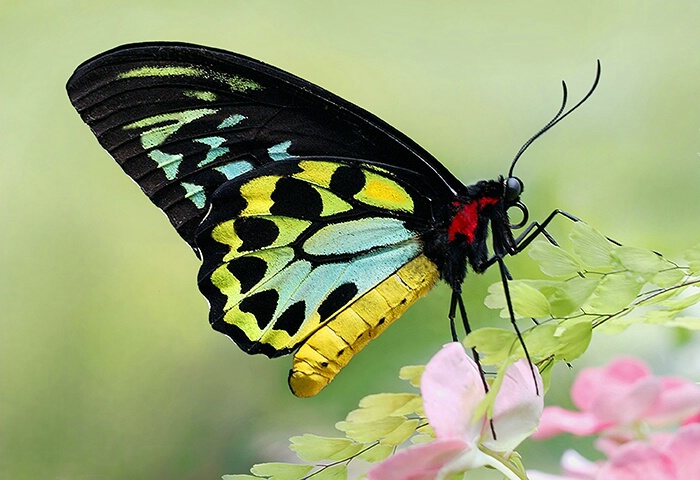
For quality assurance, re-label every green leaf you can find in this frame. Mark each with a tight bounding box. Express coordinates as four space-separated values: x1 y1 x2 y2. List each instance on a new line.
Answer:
595 316 636 334
380 418 419 445
528 240 583 277
410 433 434 445
223 475 260 480
551 319 592 361
250 462 313 480
652 268 686 288
520 319 591 363
684 243 700 275
398 365 424 388
664 317 700 329
486 281 552 319
484 282 507 313
547 277 600 317
537 357 555 391
345 393 421 423
658 290 700 311
357 444 394 463
520 324 558 358
637 285 688 306
570 222 614 269
289 435 362 462
465 328 520 364
510 281 551 318
309 464 346 480
336 416 409 443
642 310 679 325
613 246 667 275
416 423 434 437
583 271 645 312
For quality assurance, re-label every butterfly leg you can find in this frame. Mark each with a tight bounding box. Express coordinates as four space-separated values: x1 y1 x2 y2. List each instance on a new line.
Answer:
448 291 459 342
455 293 490 389
452 291 498 437
512 209 623 254
495 257 540 395
512 209 580 251
483 209 621 272
449 290 488 387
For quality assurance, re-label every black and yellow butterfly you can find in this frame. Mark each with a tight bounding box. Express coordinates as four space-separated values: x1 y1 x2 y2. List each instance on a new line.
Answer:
67 43 599 397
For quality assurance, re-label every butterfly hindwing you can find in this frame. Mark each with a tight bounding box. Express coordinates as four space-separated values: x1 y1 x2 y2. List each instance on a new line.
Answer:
196 158 440 361
289 253 439 397
66 43 460 252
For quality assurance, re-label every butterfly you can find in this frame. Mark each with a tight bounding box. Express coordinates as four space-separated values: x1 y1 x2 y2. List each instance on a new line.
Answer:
67 42 599 397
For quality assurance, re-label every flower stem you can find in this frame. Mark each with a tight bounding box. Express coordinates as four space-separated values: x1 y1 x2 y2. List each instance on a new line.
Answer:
480 448 529 480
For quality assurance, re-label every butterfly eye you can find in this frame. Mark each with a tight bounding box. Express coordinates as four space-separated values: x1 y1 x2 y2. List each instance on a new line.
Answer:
504 176 523 203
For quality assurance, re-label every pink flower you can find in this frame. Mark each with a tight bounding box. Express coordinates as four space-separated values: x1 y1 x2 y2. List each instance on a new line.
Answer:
533 424 700 480
529 357 700 480
367 342 543 480
533 357 700 448
528 450 601 480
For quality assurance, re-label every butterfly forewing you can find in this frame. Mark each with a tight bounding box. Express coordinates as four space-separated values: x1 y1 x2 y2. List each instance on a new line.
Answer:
67 43 461 252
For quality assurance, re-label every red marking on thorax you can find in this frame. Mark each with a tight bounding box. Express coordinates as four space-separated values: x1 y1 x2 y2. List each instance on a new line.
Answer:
448 197 499 243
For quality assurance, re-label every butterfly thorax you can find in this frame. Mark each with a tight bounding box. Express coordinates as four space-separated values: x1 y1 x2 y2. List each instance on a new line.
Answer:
436 178 516 290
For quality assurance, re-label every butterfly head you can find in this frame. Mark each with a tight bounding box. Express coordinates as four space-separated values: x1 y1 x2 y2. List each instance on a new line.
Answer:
504 175 528 229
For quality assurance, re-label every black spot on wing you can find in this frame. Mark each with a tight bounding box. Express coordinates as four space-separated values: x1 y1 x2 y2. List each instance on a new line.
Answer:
234 217 279 251
274 300 307 336
330 165 366 197
226 256 267 294
239 289 279 330
270 177 323 218
318 283 359 322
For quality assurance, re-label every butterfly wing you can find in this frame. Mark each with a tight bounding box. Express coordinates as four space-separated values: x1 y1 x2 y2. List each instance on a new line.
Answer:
196 158 442 395
68 43 462 396
66 42 462 253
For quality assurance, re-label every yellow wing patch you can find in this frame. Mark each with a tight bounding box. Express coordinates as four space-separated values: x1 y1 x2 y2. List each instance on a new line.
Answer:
355 170 414 213
292 160 340 187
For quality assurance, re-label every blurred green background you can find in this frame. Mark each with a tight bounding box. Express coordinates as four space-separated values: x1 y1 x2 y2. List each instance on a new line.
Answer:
2 1 699 479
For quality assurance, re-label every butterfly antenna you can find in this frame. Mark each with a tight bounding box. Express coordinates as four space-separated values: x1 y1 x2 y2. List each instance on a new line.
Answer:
508 60 601 178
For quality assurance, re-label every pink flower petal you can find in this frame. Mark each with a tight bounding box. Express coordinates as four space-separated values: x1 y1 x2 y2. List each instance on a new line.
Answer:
527 450 599 480
664 423 700 478
366 439 467 480
571 358 650 411
420 342 485 441
645 377 700 426
559 449 600 478
532 407 610 439
527 471 581 480
596 442 677 480
683 411 700 425
482 359 543 452
590 377 659 424
593 429 638 457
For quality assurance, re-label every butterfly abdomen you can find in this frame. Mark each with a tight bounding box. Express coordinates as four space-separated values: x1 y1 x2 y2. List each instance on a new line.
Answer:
289 254 439 397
